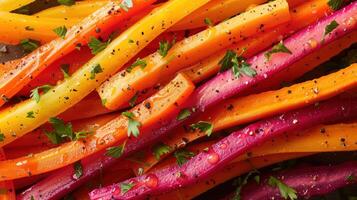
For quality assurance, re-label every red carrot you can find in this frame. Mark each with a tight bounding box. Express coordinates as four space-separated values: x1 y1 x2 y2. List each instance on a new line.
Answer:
89 95 357 199
240 161 357 200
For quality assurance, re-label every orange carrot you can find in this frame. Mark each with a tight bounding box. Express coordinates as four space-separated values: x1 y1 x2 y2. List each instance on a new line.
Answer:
183 0 334 83
0 73 194 180
98 0 291 110
0 149 15 200
0 0 155 107
130 65 357 173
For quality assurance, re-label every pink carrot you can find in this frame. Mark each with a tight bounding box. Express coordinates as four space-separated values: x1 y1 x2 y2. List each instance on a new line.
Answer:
240 161 357 200
89 95 357 199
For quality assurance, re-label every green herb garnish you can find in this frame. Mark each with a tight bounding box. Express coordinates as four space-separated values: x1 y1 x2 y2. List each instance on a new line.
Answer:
122 111 141 137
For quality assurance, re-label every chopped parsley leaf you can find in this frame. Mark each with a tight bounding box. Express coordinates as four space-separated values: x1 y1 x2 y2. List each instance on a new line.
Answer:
264 40 292 60
45 117 91 144
60 64 70 78
158 39 175 58
122 111 141 137
129 92 139 107
177 108 191 121
204 18 213 26
152 142 171 160
0 133 4 142
26 111 35 118
324 20 339 36
73 161 83 179
30 85 52 103
268 176 297 200
219 50 256 78
90 64 103 80
20 39 40 53
328 0 344 10
126 58 147 73
88 37 109 55
120 182 135 194
232 170 260 200
347 173 356 181
53 26 67 39
105 143 125 158
190 121 213 136
174 149 195 166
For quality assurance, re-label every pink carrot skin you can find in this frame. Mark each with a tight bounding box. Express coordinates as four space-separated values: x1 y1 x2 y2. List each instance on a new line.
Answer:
240 161 357 200
89 95 357 200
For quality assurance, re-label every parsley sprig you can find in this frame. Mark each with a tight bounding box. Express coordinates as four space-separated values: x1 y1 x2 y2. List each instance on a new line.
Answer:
328 0 344 10
324 20 339 37
120 182 135 194
190 121 213 136
174 149 195 166
152 142 171 160
158 38 175 58
219 50 257 78
268 176 297 200
45 117 92 144
264 40 292 60
57 0 75 6
88 37 110 55
122 111 141 137
53 26 67 39
106 143 125 158
30 85 52 103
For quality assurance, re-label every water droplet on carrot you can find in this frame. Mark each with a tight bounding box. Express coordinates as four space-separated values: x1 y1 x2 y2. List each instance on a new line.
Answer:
307 38 318 49
144 174 158 188
207 151 220 164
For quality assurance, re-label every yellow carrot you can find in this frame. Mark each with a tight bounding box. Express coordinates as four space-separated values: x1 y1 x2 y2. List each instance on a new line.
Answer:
0 12 79 45
0 0 210 147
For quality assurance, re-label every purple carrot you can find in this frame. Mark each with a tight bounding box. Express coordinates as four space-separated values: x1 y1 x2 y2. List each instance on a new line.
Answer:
20 3 357 199
240 161 357 200
89 95 357 200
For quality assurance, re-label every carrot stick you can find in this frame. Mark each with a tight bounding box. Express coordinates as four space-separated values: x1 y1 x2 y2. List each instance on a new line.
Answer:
0 0 34 11
0 149 15 200
0 12 79 45
182 0 334 83
4 113 118 149
0 0 207 147
0 0 155 107
240 161 357 199
0 73 194 180
130 64 357 173
90 94 357 199
155 153 308 200
98 0 291 110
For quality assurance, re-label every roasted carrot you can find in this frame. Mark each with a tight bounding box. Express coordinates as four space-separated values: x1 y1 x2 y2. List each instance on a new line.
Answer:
0 149 15 200
0 73 194 180
0 0 155 106
98 0 291 110
0 0 34 11
0 12 79 45
0 0 207 147
183 0 334 83
129 64 357 173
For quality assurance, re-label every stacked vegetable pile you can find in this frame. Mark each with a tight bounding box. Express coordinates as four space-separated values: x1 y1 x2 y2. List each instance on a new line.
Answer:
0 0 356 199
